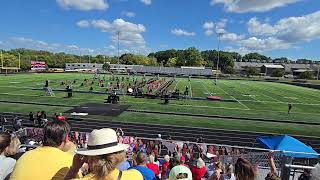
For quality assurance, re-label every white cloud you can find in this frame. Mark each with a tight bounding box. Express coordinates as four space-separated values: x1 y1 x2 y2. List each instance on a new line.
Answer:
211 0 301 13
225 46 253 55
204 29 214 36
0 37 151 56
202 20 244 41
203 21 215 29
56 0 108 11
171 29 196 36
247 11 320 43
77 19 149 53
239 37 291 51
76 20 90 28
247 17 277 36
122 11 136 18
140 0 151 5
221 33 245 41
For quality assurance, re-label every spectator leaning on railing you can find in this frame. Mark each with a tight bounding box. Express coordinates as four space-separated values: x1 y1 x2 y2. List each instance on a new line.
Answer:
0 132 16 180
10 120 75 180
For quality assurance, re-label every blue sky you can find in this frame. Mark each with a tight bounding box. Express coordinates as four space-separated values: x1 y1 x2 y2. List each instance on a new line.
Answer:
0 0 319 60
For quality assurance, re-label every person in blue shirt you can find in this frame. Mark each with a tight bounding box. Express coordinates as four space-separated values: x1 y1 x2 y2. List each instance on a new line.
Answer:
130 151 156 180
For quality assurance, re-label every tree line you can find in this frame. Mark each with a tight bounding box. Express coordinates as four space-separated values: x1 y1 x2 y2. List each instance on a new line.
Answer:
0 48 318 73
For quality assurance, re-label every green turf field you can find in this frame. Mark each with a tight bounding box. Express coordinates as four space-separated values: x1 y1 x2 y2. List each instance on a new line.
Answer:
0 73 320 136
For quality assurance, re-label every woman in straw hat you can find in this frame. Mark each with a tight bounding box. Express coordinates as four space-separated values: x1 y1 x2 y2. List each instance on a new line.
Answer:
65 128 143 180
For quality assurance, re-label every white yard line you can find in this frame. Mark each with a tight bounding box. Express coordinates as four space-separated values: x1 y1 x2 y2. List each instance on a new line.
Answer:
236 82 282 103
197 80 212 96
217 81 250 110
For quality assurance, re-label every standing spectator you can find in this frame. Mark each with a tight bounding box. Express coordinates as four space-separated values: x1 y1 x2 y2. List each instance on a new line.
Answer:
180 156 189 168
5 136 21 158
0 115 6 132
265 152 280 180
57 113 66 121
65 128 143 180
12 116 22 131
161 155 170 180
29 112 34 124
117 151 131 171
36 111 42 127
147 155 160 179
131 151 156 180
221 164 236 180
191 158 207 180
208 162 224 180
311 163 320 180
234 158 255 180
0 132 16 180
168 156 192 180
10 120 75 179
298 169 311 180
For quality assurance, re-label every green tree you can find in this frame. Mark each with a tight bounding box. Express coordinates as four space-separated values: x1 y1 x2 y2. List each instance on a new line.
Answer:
299 71 314 79
245 67 257 77
167 57 177 66
271 69 285 77
224 66 235 74
177 47 204 66
102 63 110 71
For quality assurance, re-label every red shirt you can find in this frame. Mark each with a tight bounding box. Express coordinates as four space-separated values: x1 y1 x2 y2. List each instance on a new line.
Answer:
146 163 160 176
191 166 207 180
161 161 170 177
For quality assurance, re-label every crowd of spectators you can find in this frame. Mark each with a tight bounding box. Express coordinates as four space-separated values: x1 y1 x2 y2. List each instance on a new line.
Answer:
0 118 319 180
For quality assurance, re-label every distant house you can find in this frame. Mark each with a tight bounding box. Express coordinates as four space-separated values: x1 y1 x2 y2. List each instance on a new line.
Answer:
261 64 284 76
234 62 273 74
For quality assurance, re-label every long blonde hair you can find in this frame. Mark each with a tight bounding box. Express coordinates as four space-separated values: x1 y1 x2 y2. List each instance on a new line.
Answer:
89 151 125 180
5 136 21 156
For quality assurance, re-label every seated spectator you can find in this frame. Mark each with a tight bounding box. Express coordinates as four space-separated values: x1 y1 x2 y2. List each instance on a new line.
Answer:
191 158 206 180
0 132 16 180
65 128 143 180
234 158 255 180
161 155 170 180
131 151 156 180
265 152 280 180
117 151 131 171
10 120 75 179
168 156 192 180
147 155 160 178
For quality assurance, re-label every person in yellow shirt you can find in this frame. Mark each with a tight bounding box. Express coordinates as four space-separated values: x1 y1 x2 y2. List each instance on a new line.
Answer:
64 128 143 180
10 120 75 180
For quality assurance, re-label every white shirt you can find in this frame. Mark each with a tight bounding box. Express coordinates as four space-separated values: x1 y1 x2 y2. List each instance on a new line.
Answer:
0 155 16 179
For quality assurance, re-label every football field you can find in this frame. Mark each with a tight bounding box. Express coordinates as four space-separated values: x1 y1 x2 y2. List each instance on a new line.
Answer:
0 73 319 136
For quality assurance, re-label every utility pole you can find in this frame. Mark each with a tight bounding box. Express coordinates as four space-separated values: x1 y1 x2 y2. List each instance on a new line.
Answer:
317 65 319 80
117 31 120 65
215 32 223 84
18 53 21 69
